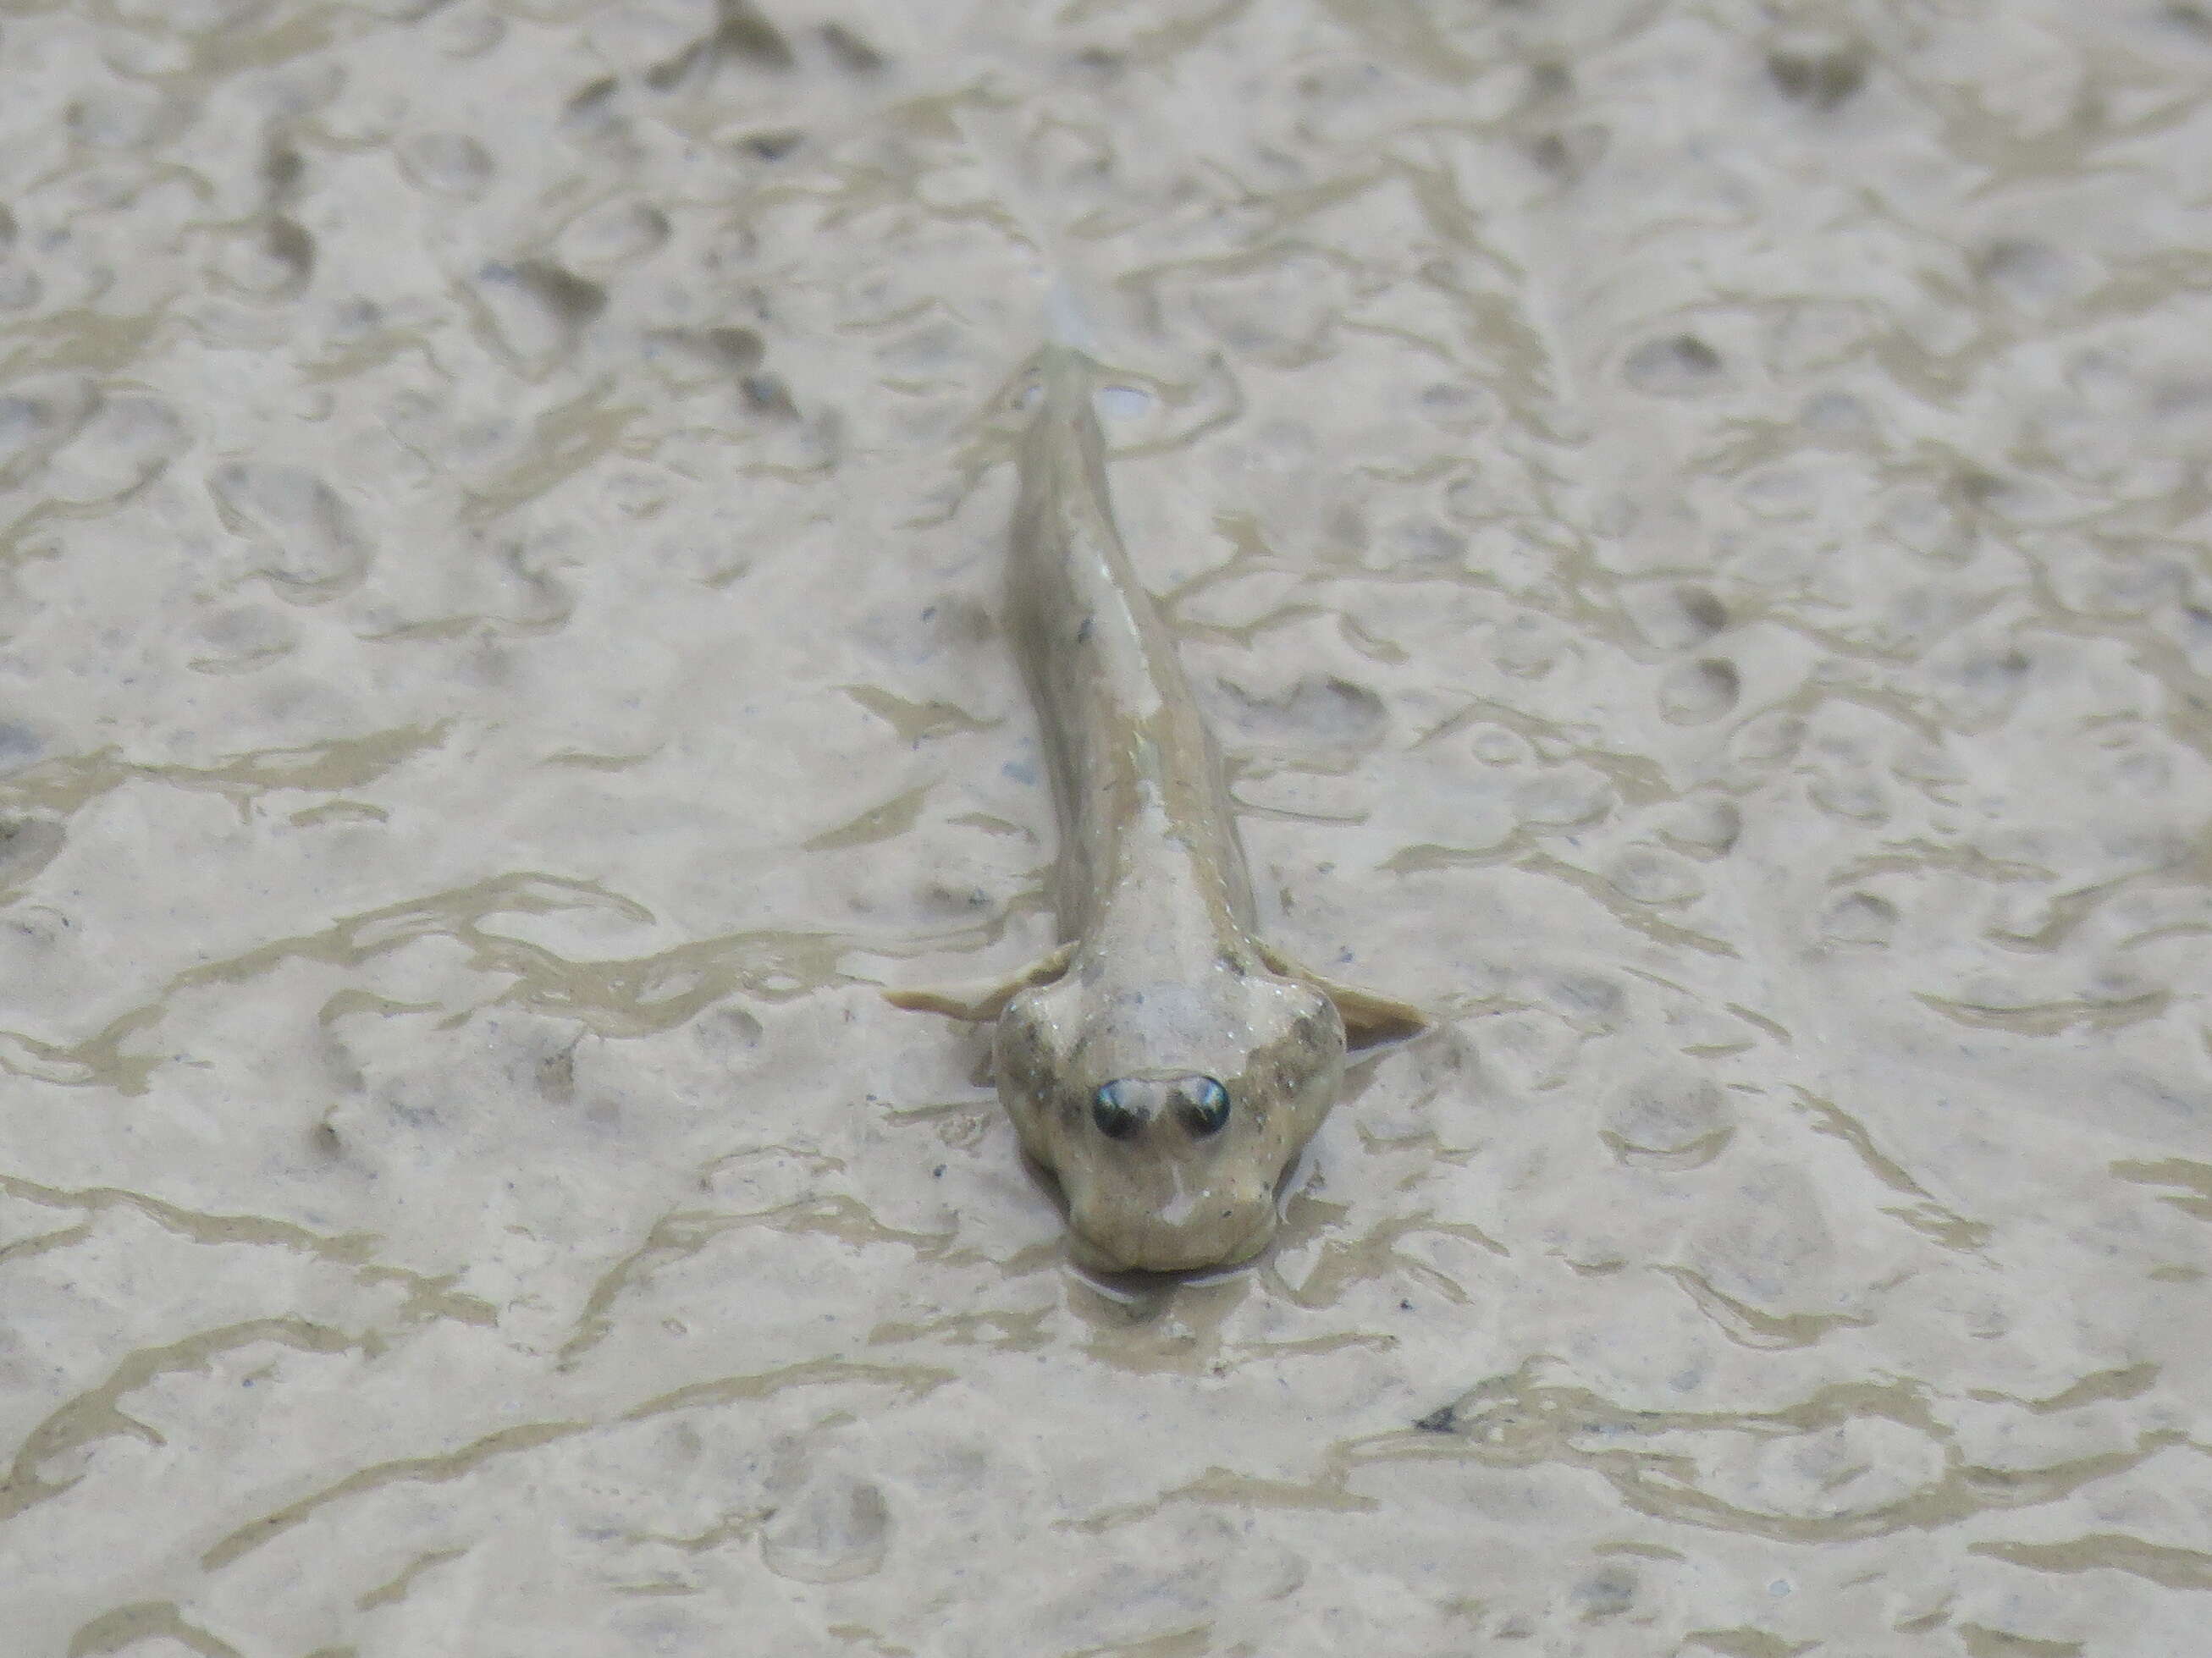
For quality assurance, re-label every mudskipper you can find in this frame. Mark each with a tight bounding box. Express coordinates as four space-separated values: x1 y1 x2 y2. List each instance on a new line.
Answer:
891 345 1425 1271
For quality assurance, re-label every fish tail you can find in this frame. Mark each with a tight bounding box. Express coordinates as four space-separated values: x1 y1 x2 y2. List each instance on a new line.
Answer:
1035 325 1095 405
1033 274 1106 421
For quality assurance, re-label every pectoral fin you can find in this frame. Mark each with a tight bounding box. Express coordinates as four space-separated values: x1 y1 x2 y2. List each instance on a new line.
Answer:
881 943 1075 1022
1256 942 1430 1056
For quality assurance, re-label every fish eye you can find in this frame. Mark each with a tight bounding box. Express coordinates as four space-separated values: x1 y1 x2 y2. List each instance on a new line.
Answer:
1178 1077 1231 1137
1091 1081 1142 1140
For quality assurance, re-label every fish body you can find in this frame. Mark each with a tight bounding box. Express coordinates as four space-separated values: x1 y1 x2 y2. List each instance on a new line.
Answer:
894 345 1422 1271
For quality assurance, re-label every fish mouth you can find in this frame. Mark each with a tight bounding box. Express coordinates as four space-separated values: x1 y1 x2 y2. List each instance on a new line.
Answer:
1064 1197 1279 1275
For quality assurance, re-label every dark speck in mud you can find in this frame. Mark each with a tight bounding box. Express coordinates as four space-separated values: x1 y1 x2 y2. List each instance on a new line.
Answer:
697 326 764 373
743 129 803 162
1766 25 1871 108
933 1165 946 1178
1414 1404 1458 1434
742 373 798 419
1071 47 1123 81
1399 1298 1414 1311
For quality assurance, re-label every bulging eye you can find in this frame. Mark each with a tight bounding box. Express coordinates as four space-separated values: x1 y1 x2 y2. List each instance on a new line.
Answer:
1178 1077 1231 1137
1091 1081 1142 1140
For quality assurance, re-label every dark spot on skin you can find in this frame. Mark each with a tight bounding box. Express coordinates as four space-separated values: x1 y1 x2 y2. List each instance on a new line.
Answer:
932 1165 945 1177
1414 1404 1458 1433
1076 614 1094 644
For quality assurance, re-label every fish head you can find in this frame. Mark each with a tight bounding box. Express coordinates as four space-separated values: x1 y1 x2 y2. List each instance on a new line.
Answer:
994 967 1347 1272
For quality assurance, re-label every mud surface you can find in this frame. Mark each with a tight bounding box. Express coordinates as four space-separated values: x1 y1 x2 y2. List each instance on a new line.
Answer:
3 3 2211 1653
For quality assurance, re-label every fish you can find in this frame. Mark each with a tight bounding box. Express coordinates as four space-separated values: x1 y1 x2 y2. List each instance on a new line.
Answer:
890 344 1426 1272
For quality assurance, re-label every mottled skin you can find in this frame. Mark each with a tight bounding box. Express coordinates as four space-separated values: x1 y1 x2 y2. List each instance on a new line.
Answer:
892 345 1423 1272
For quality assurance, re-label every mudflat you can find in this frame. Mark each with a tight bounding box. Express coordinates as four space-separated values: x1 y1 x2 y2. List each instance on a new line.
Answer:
2 3 2209 1655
